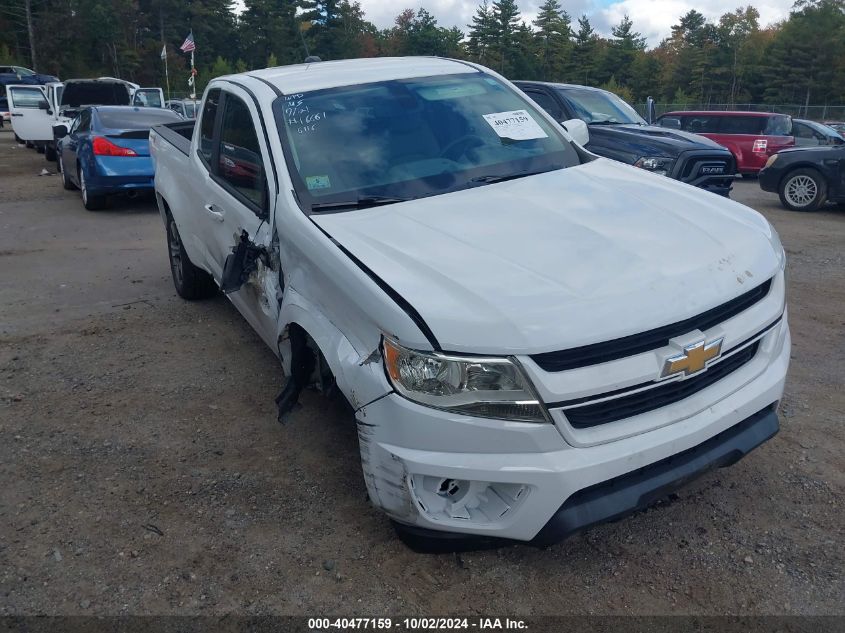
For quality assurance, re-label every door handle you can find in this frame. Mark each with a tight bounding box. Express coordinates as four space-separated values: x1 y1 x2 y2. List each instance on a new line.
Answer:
204 203 225 222
11 113 22 117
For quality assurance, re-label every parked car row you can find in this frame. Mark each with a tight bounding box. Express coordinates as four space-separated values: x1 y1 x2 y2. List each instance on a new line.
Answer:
5 75 166 160
514 85 843 212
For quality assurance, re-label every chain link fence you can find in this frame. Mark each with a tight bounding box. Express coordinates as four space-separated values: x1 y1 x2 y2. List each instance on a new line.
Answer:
634 103 845 122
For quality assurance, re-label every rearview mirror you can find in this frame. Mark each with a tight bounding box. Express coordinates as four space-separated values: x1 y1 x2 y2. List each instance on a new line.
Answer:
560 119 589 146
53 125 68 139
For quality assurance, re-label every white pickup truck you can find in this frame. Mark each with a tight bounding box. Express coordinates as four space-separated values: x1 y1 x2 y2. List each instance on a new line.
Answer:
149 57 789 551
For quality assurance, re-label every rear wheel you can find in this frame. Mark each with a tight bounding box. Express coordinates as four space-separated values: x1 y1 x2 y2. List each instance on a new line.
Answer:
79 167 106 211
779 168 827 211
58 154 75 190
166 214 217 300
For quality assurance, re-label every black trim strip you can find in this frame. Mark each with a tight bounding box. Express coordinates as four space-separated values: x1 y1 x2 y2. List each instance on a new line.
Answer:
547 314 782 410
247 74 283 97
309 221 441 351
531 278 774 372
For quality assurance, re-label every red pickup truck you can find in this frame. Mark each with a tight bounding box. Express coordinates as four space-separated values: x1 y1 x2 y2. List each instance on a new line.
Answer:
656 111 794 176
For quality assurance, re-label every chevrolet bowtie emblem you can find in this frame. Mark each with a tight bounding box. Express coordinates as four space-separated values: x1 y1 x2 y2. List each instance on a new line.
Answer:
662 338 724 378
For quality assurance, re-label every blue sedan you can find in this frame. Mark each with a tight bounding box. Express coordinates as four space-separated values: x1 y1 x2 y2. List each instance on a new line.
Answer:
56 106 181 210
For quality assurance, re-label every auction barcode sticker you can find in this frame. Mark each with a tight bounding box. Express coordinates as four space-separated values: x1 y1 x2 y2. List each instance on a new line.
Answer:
482 109 548 140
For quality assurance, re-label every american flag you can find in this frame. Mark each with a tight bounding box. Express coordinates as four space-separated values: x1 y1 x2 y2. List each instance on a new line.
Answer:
179 31 196 53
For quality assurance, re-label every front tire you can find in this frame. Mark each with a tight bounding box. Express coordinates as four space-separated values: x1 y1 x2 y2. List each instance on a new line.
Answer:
779 168 827 211
79 167 106 210
165 214 217 300
45 143 56 162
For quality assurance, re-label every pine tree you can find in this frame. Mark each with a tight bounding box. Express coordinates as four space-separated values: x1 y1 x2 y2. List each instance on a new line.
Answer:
599 15 646 87
491 0 520 74
240 0 301 70
571 15 597 85
533 0 572 81
467 1 496 64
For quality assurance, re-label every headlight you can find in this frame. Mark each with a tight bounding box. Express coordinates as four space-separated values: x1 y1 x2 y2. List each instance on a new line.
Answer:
634 156 675 176
769 223 786 270
764 154 779 169
382 337 549 423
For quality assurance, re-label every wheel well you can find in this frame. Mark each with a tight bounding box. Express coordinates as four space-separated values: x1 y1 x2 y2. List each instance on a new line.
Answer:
778 164 826 191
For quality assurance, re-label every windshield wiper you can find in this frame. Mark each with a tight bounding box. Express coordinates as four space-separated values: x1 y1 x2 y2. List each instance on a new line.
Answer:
469 166 562 186
589 120 624 125
310 195 410 212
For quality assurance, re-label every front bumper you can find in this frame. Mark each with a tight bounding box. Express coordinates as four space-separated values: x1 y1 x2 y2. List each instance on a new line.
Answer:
89 156 155 194
758 167 780 193
357 322 789 549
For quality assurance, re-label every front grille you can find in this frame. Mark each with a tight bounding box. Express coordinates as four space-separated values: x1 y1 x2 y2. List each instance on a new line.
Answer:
562 341 760 429
679 156 729 181
530 278 771 372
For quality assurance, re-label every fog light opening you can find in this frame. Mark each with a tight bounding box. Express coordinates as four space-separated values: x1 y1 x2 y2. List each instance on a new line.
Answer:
410 475 530 525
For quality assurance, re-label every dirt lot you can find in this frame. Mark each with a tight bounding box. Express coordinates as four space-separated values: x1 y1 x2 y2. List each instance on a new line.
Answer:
0 127 843 616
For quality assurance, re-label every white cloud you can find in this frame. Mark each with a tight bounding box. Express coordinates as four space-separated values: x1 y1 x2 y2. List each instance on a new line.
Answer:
596 0 795 46
233 0 795 48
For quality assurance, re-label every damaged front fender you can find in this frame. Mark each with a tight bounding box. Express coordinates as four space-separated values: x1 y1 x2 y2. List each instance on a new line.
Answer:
277 288 392 411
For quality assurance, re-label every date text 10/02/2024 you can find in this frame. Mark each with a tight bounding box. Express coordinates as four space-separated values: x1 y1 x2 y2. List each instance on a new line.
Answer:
308 618 529 630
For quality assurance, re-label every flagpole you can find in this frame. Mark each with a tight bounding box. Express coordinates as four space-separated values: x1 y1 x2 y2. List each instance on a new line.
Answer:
164 50 171 102
190 49 195 99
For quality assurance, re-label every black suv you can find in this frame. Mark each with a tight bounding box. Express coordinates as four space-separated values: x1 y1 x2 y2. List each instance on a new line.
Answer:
514 81 735 197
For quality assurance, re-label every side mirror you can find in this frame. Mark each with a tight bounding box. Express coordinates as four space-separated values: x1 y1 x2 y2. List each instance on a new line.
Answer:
560 118 589 146
54 125 68 139
646 96 656 125
38 100 49 110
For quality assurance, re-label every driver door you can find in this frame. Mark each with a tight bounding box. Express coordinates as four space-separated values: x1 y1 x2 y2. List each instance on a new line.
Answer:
201 86 280 347
7 85 52 142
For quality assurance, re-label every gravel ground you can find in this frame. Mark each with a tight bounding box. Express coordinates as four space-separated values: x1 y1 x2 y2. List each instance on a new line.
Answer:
0 128 843 616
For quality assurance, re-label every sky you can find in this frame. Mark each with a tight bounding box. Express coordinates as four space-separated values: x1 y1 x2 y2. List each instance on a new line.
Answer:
345 0 798 47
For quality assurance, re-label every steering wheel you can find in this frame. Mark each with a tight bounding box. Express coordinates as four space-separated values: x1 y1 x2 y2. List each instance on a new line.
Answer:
439 134 486 161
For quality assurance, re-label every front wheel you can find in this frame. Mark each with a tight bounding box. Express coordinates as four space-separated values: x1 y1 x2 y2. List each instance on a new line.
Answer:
165 214 217 300
779 168 827 211
79 167 106 210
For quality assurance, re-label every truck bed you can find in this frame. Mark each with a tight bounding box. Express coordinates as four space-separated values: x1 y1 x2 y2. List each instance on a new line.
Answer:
152 121 194 156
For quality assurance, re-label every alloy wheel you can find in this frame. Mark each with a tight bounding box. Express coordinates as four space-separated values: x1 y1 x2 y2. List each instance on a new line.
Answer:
784 174 818 208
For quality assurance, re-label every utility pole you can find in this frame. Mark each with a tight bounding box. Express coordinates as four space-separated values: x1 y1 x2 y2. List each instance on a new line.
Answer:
24 0 37 71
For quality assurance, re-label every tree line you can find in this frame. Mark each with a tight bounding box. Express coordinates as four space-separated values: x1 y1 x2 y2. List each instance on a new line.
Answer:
1 0 843 107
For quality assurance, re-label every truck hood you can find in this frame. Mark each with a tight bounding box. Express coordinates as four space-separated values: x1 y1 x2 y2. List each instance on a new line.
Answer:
588 123 728 154
313 159 779 355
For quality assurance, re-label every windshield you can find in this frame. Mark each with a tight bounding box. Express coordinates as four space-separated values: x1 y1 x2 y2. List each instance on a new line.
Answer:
557 87 645 125
133 89 162 108
274 73 579 211
14 66 35 76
